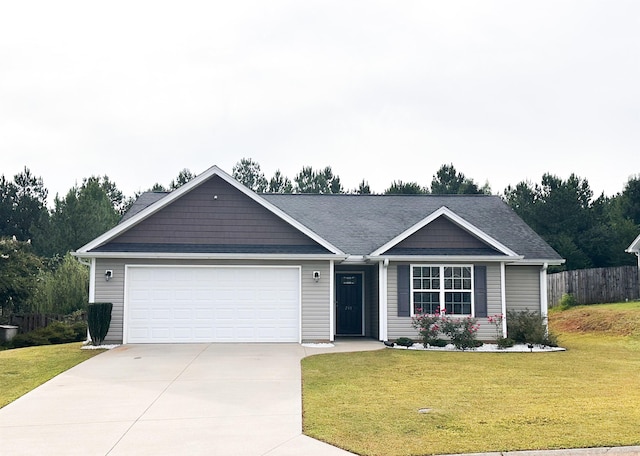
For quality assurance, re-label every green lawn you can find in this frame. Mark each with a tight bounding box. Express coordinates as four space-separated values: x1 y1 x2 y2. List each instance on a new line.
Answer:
0 342 104 408
302 303 640 456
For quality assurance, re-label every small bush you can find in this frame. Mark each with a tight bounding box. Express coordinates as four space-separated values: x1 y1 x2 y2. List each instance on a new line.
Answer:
429 339 449 347
556 293 578 311
440 315 481 351
8 321 87 348
87 302 113 345
507 309 557 347
395 337 414 347
411 313 441 347
497 337 515 349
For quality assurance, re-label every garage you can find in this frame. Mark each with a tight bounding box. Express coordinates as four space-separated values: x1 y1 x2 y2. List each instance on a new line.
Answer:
125 266 301 343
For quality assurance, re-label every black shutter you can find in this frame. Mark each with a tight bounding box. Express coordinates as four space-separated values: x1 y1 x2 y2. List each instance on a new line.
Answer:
474 265 487 318
397 264 411 317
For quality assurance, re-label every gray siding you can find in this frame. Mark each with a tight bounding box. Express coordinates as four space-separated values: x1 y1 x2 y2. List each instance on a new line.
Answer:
387 262 506 342
505 265 541 313
393 216 490 250
94 259 127 344
105 175 320 248
300 262 331 342
387 264 404 340
94 258 331 344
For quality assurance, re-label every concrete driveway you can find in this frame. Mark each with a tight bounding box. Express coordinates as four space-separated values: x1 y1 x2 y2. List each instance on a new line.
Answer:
0 341 381 456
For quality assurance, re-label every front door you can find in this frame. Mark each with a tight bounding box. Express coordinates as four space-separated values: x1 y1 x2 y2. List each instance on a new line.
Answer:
336 272 364 335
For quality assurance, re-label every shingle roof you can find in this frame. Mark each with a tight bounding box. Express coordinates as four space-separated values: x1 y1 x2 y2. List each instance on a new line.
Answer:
120 192 168 223
261 194 562 260
121 191 562 261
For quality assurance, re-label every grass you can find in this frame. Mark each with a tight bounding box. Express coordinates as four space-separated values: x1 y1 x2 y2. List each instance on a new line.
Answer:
0 342 104 408
302 302 640 456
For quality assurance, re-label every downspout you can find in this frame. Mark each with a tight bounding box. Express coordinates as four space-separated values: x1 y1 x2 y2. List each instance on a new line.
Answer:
500 262 507 338
540 262 549 334
329 260 335 342
379 258 389 342
75 256 95 303
540 262 549 318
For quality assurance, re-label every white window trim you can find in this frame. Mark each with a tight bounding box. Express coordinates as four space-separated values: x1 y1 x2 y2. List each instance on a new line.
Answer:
410 264 475 317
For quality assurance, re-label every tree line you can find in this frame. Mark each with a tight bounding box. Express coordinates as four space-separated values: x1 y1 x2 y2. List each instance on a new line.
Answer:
1 159 639 319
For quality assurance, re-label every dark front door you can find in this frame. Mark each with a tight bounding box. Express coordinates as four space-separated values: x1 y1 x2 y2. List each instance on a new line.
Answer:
336 272 364 335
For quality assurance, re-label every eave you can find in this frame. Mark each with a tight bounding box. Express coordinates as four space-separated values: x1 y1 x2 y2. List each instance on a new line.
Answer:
626 234 640 253
368 254 524 263
72 251 348 261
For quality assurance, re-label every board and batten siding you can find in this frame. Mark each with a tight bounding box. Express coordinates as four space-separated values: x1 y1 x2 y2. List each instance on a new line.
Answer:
93 258 331 344
386 262 505 342
505 265 541 313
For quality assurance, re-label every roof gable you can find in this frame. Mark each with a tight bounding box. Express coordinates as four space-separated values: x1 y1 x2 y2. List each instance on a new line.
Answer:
76 166 343 255
626 233 640 253
370 206 519 257
385 215 503 256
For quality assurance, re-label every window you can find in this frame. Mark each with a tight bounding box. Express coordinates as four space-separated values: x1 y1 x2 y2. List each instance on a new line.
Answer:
411 265 473 315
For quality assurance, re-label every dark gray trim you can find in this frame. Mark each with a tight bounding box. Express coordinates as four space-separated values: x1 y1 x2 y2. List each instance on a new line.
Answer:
474 265 488 318
397 265 411 317
92 243 330 254
385 248 503 256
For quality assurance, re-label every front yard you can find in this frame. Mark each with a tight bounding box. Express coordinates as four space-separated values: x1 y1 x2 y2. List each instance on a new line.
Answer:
302 303 640 456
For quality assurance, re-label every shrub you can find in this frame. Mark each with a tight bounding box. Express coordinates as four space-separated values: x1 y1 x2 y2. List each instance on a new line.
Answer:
87 302 112 345
556 293 578 311
411 313 441 347
507 309 558 347
412 311 482 350
429 338 449 347
395 337 414 347
439 315 481 350
8 321 87 348
497 337 516 349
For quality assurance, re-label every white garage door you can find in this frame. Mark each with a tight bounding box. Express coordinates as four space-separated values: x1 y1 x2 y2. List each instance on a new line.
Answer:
125 266 300 343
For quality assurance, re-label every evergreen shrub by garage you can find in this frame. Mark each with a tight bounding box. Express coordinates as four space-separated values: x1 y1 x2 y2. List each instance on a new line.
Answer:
87 302 113 346
8 321 87 348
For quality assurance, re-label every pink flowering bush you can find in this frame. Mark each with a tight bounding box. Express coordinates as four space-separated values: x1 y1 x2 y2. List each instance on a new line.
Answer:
439 314 481 350
411 311 442 347
412 309 481 350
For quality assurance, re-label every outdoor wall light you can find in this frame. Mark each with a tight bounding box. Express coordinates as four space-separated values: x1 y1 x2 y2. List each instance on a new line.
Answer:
312 271 321 282
105 270 113 281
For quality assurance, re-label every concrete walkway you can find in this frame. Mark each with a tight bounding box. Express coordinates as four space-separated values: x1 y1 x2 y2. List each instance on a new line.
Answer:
1 341 639 456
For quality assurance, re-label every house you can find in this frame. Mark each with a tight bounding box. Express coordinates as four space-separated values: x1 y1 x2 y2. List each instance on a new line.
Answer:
627 234 640 269
73 165 564 344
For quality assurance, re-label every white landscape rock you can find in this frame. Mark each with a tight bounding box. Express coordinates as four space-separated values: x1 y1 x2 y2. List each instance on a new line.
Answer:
81 341 120 350
391 343 565 353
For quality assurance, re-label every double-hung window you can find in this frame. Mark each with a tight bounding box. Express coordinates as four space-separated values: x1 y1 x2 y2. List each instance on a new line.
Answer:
412 265 473 316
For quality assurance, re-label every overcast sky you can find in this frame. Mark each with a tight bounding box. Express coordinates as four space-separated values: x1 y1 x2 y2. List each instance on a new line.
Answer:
1 1 639 205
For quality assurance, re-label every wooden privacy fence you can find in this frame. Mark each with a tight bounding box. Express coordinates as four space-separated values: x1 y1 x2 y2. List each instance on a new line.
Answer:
9 313 86 333
547 265 640 307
